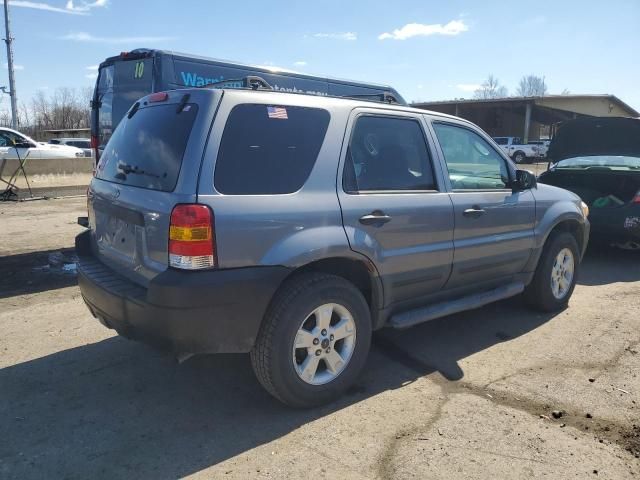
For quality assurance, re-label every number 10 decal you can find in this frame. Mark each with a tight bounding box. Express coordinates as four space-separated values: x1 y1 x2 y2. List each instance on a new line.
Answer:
134 61 145 79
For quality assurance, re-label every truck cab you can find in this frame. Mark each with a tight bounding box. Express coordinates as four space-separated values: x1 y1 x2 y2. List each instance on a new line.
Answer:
493 136 540 163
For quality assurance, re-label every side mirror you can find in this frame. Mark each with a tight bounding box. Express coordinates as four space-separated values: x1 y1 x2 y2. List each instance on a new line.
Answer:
15 141 35 149
513 169 537 191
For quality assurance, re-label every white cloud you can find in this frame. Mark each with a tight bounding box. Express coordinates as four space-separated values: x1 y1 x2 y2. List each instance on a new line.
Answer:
313 32 357 41
4 62 24 70
456 83 481 92
66 0 107 12
379 20 468 40
9 1 86 15
61 32 176 44
9 0 107 15
85 72 98 79
293 61 307 67
86 65 99 71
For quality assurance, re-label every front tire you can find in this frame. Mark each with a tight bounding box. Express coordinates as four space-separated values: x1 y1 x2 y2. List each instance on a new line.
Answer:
250 273 372 408
524 232 580 312
513 151 527 164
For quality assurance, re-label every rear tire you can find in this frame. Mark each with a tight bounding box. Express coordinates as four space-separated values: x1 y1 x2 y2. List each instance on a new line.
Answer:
250 273 372 408
524 232 580 312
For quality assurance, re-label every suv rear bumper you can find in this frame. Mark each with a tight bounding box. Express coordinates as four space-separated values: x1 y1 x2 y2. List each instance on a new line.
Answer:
75 230 290 354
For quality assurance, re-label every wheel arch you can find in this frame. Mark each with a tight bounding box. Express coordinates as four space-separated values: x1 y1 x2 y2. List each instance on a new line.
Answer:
525 216 587 273
280 256 385 329
547 219 586 254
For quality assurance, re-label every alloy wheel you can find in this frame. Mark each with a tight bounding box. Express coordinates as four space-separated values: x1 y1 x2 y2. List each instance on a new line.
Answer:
292 303 357 385
550 248 575 299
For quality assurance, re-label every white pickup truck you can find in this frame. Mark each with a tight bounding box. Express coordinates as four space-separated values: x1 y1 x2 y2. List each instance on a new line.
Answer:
493 136 540 164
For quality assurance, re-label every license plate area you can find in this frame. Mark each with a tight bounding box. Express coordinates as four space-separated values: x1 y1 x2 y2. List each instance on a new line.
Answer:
99 216 137 261
93 198 144 265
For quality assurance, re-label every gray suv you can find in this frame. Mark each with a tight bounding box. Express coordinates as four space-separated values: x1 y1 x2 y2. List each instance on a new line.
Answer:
76 87 590 407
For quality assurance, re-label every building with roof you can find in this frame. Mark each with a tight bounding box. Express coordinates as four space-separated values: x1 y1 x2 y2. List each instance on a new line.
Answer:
412 94 639 143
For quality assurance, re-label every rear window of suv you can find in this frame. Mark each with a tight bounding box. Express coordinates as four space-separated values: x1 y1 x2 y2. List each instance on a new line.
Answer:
215 104 330 195
96 103 198 192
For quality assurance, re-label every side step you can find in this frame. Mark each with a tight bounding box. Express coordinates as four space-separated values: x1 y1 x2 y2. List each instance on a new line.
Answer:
388 282 525 329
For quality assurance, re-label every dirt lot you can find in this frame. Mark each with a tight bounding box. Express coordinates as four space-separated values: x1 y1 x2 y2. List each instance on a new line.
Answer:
1 197 639 479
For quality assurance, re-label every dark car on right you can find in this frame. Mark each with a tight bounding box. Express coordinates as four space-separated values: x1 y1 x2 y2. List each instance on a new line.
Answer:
539 117 640 250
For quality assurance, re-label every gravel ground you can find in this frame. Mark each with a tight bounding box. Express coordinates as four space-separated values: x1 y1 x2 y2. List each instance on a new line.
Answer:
0 197 638 479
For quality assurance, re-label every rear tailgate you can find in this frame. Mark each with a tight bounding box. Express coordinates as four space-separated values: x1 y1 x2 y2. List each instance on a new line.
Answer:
88 88 221 286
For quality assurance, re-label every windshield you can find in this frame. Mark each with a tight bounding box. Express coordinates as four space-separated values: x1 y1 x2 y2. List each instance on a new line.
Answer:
555 155 640 169
0 130 34 146
95 103 198 191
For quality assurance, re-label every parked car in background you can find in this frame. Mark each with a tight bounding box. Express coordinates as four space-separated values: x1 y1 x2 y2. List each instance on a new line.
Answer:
493 136 540 163
0 127 84 160
76 85 589 407
49 138 92 157
539 117 640 250
528 140 550 158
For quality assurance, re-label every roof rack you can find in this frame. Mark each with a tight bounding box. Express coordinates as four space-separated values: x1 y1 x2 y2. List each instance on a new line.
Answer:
197 75 273 91
195 76 402 105
346 92 400 104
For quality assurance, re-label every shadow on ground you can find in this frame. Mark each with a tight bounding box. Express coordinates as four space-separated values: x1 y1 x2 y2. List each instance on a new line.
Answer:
1 298 556 479
0 248 77 299
578 245 640 286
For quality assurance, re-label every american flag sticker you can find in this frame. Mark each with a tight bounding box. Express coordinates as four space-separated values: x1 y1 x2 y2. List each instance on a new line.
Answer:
267 106 288 119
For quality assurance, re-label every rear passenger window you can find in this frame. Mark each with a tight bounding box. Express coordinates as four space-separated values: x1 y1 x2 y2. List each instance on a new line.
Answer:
215 104 330 195
343 116 436 193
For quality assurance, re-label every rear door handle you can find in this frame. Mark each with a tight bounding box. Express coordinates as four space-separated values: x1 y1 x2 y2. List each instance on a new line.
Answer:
463 206 486 218
359 211 392 225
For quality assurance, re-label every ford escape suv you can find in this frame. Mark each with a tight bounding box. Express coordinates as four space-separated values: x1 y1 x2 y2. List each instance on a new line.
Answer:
76 87 590 407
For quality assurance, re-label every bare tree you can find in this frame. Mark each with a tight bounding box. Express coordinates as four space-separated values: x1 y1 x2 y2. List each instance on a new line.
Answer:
560 88 570 95
28 87 91 139
516 75 548 97
474 75 508 99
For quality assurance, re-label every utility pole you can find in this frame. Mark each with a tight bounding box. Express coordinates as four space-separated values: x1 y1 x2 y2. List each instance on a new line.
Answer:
3 0 18 128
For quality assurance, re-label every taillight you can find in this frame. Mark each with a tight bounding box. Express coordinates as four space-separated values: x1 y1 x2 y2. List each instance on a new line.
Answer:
169 204 216 270
148 92 168 103
91 135 99 167
632 190 640 204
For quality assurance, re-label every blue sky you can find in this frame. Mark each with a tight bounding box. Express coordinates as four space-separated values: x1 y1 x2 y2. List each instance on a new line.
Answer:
2 0 639 113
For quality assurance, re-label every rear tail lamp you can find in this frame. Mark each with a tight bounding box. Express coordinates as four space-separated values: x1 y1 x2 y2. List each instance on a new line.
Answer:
91 134 100 167
169 204 216 270
632 190 640 204
148 92 168 102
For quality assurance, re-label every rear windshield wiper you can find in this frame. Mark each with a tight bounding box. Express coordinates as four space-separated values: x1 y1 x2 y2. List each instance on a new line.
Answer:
117 162 163 178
